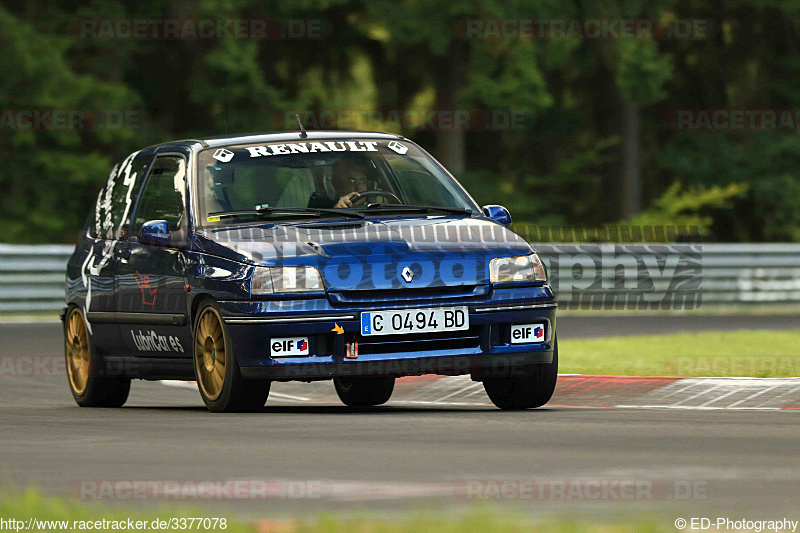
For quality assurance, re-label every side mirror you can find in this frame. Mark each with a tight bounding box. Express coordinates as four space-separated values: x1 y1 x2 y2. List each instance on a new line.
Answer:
138 220 170 246
482 205 512 226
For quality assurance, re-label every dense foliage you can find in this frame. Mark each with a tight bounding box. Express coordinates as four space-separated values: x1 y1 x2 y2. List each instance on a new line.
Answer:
1 1 798 243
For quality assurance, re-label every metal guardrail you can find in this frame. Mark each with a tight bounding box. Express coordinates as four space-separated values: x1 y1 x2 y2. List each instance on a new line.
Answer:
0 244 74 313
533 243 800 310
1 243 799 313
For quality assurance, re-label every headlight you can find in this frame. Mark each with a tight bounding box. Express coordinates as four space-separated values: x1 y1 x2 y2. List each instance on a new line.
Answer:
490 253 546 283
251 266 325 295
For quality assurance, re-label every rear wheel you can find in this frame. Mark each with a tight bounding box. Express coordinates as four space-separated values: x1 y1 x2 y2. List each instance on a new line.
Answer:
333 377 395 407
193 301 270 412
483 338 559 410
64 306 130 407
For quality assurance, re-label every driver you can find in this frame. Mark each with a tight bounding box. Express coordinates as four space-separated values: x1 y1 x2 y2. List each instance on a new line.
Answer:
308 157 373 209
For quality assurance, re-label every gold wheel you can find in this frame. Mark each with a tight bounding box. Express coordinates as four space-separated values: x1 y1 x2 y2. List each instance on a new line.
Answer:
194 307 227 401
66 308 91 395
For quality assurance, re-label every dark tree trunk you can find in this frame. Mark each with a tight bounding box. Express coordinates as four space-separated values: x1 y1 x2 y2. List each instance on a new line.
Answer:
592 62 623 220
433 39 468 175
621 99 641 218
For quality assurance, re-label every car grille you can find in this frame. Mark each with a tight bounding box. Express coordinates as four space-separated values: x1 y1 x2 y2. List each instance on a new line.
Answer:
356 326 482 355
330 285 486 304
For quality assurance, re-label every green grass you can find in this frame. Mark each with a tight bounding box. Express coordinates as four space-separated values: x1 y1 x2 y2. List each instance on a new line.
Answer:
0 311 62 323
0 489 680 533
557 306 800 316
560 329 800 377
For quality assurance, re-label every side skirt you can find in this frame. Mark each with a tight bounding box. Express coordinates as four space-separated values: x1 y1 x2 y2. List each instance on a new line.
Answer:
102 356 195 380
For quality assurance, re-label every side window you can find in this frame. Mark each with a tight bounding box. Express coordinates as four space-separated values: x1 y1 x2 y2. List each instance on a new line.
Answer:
92 151 154 239
133 156 187 237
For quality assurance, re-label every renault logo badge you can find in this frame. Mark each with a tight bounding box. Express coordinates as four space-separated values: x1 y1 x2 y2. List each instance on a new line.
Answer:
401 266 414 283
212 148 234 163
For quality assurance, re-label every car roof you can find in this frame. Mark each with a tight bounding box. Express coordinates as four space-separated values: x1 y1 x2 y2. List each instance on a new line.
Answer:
147 130 406 152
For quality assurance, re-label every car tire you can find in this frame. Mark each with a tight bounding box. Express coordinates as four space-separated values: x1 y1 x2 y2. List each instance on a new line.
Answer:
193 300 270 412
64 306 131 408
333 377 395 407
483 337 559 410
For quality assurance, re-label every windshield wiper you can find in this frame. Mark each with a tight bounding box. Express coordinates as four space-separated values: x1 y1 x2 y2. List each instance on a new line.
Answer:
359 204 473 216
301 207 365 219
208 206 364 220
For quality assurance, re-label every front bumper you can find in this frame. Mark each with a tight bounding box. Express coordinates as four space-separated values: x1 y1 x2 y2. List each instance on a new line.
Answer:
220 286 557 380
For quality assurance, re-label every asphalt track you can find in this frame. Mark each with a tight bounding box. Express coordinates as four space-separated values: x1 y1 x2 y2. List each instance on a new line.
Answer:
1 316 799 520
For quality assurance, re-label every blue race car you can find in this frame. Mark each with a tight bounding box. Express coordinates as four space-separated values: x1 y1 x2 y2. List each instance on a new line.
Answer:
63 130 557 412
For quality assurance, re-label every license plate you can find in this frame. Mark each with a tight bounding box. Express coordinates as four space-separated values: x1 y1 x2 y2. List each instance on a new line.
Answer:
360 307 469 337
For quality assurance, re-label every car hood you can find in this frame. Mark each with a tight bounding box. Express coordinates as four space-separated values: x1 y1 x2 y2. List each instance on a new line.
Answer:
194 216 532 291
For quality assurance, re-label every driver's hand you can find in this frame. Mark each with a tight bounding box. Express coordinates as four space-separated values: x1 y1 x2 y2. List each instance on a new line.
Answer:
334 192 359 208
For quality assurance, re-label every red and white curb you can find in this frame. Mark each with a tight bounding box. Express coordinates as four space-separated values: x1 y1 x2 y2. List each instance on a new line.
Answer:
161 375 800 411
614 376 800 410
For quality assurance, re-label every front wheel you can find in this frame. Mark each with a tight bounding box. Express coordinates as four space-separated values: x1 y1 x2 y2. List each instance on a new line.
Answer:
193 301 270 412
333 377 395 407
64 306 130 407
483 338 559 410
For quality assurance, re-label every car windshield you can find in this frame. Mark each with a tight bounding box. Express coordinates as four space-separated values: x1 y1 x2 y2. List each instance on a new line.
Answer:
196 138 478 227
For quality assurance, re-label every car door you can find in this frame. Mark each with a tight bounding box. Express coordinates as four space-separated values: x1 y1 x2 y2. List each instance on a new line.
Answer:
114 153 192 359
83 149 155 354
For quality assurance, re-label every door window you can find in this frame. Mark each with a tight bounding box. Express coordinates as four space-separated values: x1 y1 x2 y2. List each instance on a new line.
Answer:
133 156 187 237
92 150 154 239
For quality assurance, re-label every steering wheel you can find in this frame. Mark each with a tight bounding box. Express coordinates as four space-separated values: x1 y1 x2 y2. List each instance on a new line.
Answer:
351 190 402 205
